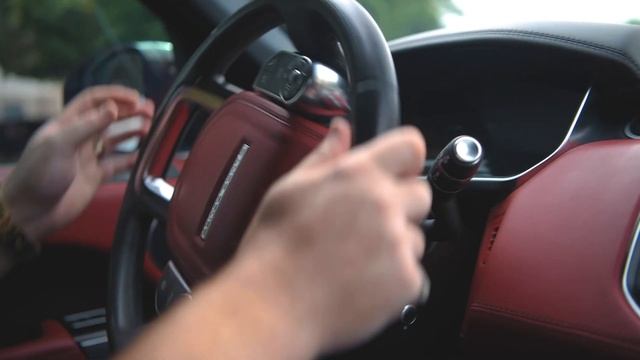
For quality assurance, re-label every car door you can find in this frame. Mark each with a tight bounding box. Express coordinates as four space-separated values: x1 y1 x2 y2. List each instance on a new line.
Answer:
0 1 170 358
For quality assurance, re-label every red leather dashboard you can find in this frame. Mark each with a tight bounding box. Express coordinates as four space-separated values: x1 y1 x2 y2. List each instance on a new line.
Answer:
463 140 640 358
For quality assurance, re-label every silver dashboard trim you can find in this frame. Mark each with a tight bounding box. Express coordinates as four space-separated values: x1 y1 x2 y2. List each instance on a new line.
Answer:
470 87 592 182
75 330 108 349
622 214 640 318
199 143 250 239
624 121 640 140
143 176 175 202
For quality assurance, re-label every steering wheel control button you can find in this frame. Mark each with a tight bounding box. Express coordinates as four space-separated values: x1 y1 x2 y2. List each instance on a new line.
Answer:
254 51 311 103
254 51 349 119
429 135 483 194
155 261 192 314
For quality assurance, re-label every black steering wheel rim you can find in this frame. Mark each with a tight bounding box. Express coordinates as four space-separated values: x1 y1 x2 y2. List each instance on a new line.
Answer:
108 0 400 352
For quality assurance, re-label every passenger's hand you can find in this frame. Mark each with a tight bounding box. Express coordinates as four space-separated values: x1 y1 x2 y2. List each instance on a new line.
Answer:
234 118 431 354
1 85 154 241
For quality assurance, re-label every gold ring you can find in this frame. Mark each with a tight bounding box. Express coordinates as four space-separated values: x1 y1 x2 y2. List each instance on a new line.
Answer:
94 138 104 157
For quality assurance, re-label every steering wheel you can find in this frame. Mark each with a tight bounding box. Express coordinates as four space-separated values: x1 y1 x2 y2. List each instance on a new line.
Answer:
108 0 400 351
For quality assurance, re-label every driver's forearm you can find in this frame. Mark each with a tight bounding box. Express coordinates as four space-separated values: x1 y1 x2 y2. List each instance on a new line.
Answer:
117 255 318 360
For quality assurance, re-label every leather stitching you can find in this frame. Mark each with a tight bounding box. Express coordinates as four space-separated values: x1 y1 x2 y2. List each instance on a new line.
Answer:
398 28 640 77
479 29 640 74
469 303 640 351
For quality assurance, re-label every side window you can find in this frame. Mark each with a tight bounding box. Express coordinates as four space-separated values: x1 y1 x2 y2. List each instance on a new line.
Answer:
0 0 169 164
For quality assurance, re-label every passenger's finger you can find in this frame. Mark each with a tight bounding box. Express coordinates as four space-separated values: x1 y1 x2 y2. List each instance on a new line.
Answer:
60 100 118 146
115 98 155 121
355 126 426 179
398 178 432 223
99 152 138 180
298 117 352 169
65 85 143 114
103 129 146 154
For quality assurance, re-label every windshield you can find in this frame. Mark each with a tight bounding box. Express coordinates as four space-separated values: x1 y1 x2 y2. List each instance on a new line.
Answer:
358 0 640 40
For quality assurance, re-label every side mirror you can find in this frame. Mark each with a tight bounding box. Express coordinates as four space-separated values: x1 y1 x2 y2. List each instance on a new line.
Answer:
64 41 175 106
64 41 175 152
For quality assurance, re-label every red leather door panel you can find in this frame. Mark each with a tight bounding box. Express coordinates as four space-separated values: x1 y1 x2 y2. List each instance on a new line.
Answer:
0 320 84 360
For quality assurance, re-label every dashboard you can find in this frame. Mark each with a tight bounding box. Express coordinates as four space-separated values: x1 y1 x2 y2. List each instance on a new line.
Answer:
132 18 640 359
391 32 633 180
384 22 640 359
392 40 595 179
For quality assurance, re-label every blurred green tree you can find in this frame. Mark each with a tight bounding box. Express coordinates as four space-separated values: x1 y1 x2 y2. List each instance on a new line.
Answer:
358 0 459 39
0 0 454 79
0 0 167 79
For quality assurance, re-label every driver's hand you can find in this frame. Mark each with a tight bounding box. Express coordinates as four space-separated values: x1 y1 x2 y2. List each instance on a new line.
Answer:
235 118 431 353
118 118 431 360
1 85 154 241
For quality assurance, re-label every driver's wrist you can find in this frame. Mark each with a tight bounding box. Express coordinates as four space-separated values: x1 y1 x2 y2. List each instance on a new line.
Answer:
197 244 323 359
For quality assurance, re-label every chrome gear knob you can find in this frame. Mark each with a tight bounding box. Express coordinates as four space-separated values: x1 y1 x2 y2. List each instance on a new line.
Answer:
428 135 483 194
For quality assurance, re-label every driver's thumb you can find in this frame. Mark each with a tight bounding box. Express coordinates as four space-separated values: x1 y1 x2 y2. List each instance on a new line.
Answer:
299 117 351 168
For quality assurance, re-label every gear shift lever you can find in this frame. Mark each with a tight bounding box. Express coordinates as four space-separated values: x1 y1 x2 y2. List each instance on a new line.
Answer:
401 136 483 328
425 135 483 242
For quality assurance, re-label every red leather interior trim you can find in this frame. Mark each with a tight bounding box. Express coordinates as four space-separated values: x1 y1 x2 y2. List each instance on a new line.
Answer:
0 169 123 254
464 140 640 358
171 154 187 174
148 101 191 177
45 181 161 281
46 182 127 252
0 169 127 256
0 320 84 360
1 159 163 282
167 91 327 282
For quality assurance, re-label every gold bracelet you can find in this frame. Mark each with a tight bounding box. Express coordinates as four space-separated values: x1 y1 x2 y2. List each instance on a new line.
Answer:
0 190 40 265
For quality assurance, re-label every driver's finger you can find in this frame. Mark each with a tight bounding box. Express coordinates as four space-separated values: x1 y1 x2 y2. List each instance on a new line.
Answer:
357 126 426 179
399 178 432 223
60 100 118 146
298 117 352 169
405 222 427 260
